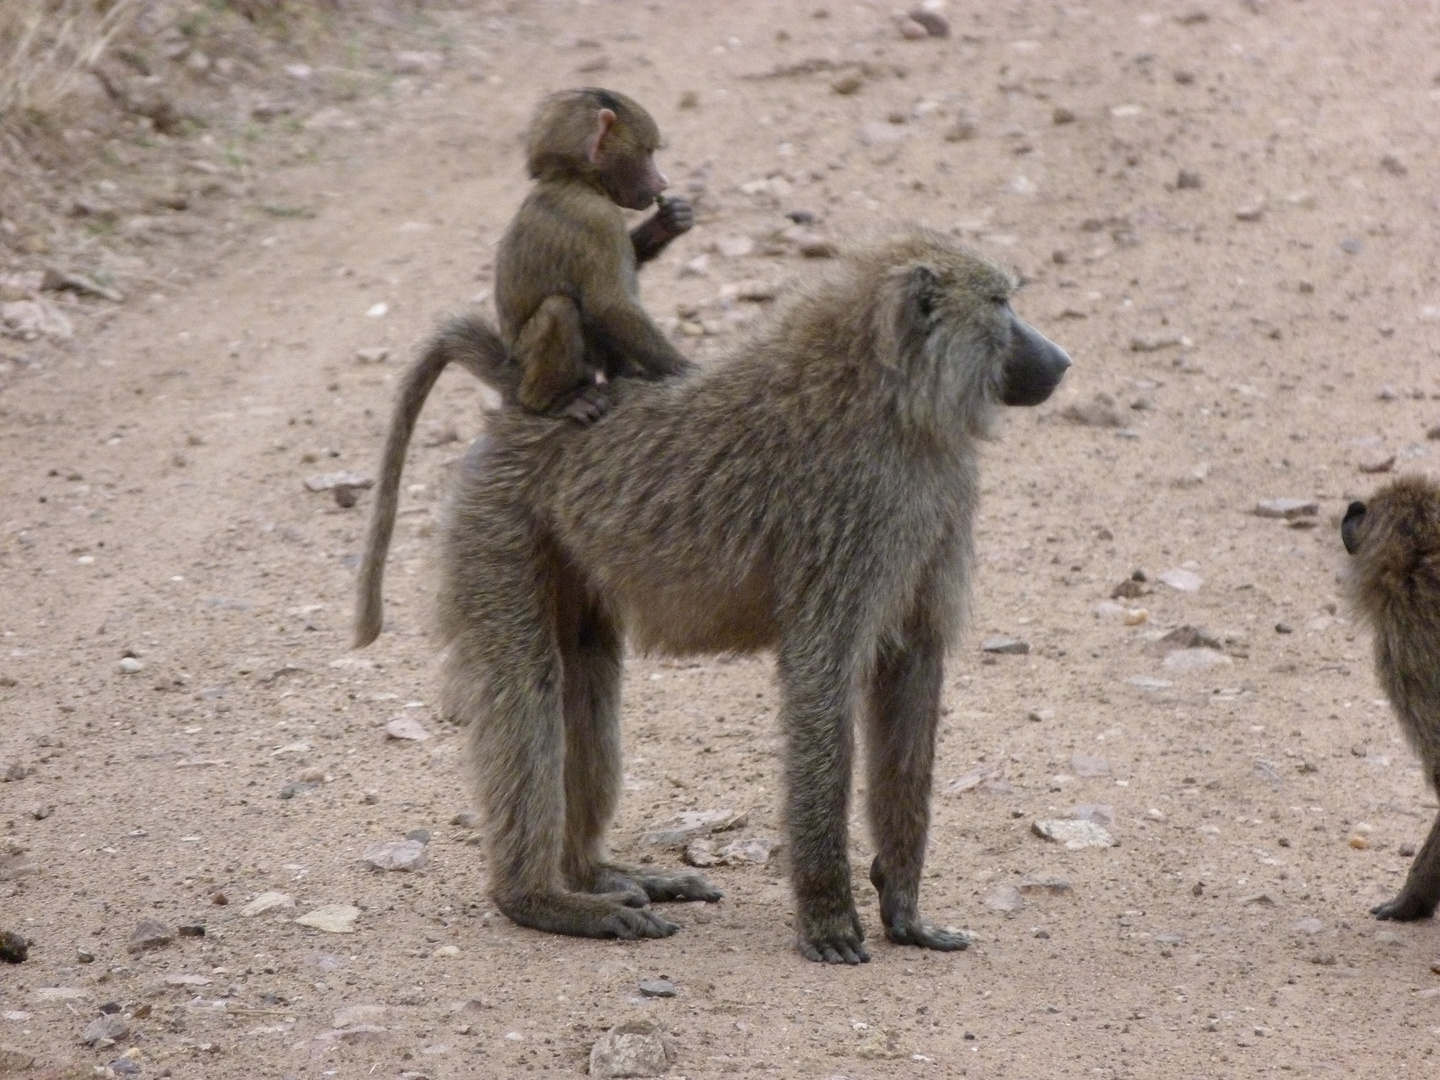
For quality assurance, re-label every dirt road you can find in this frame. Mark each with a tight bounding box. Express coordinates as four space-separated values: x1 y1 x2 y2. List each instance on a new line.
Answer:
3 2 1440 1076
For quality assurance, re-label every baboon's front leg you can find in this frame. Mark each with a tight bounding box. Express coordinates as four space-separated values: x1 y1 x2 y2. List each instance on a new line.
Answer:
865 627 969 953
780 645 867 964
1373 793 1440 921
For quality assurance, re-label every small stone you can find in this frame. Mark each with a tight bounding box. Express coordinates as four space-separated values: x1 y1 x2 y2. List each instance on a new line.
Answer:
80 1013 130 1047
1123 608 1150 626
117 657 144 674
1032 819 1117 850
1358 454 1396 474
1348 834 1371 850
1380 152 1407 176
385 715 432 741
1059 392 1124 427
943 118 978 141
589 1019 673 1078
1052 105 1077 125
1071 803 1114 825
907 9 950 36
1275 622 1293 634
0 1045 36 1073
240 891 294 917
898 17 929 39
1130 333 1184 352
0 930 28 964
718 279 777 303
295 904 362 934
1255 498 1319 520
1017 875 1072 896
1162 647 1232 673
363 839 428 872
1339 237 1363 255
333 484 359 509
127 919 173 953
354 347 391 364
1427 423 1440 441
298 766 325 783
164 973 212 987
1148 625 1222 656
210 891 228 905
1399 842 1417 858
981 636 1029 655
1291 917 1324 935
1235 201 1265 221
984 884 1025 913
432 944 460 957
1176 169 1202 189
831 71 864 95
451 809 481 828
304 471 373 494
1145 808 1166 822
638 978 678 998
642 808 747 846
1157 568 1203 593
77 947 95 963
1239 892 1276 906
280 781 318 799
177 921 205 938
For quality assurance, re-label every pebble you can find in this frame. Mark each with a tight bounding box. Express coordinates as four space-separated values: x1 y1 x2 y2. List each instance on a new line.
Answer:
638 978 678 998
1162 647 1233 673
1059 392 1124 427
1358 454 1396 474
79 1013 130 1048
451 809 481 828
303 471 373 493
363 839 428 872
1399 842 1417 857
944 118 978 141
117 657 144 675
1235 201 1265 221
944 764 1005 794
1157 567 1204 593
1130 333 1185 352
642 808 747 845
1032 819 1117 850
1052 105 1077 125
1018 875 1072 896
0 1046 35 1073
1127 675 1173 690
1123 608 1150 626
1291 917 1324 935
981 636 1029 655
210 891 228 905
1255 497 1319 520
589 1020 673 1078
354 347 391 364
831 71 864 95
280 781 318 799
77 947 95 963
0 930 28 963
1176 169 1203 189
718 279 777 303
984 884 1025 913
908 8 950 36
1069 756 1111 778
1348 834 1371 850
898 17 929 39
295 904 362 934
240 891 294 917
127 919 173 953
1071 803 1114 825
385 715 432 741
684 835 777 867
298 766 325 783
1145 808 1166 822
432 944 460 957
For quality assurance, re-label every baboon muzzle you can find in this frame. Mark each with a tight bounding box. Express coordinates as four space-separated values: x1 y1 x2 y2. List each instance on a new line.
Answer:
1001 319 1072 407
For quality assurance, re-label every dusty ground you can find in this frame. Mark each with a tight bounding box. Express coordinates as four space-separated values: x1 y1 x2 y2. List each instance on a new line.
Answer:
4 1 1440 1076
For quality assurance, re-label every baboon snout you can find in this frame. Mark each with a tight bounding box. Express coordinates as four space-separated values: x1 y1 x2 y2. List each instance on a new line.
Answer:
1001 320 1072 407
1341 500 1366 555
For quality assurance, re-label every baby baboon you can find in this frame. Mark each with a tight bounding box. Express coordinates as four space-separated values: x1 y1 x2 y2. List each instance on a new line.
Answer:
438 228 1069 962
1342 474 1440 921
497 86 694 422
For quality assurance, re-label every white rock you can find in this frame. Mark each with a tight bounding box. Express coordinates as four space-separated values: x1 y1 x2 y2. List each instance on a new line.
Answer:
295 904 361 934
589 1020 673 1078
384 715 432 741
1032 819 1117 850
984 884 1025 913
333 1004 393 1027
363 839 427 872
164 974 212 987
304 471 374 493
1157 568 1203 592
117 657 144 674
642 808 747 845
240 891 294 917
1162 647 1232 672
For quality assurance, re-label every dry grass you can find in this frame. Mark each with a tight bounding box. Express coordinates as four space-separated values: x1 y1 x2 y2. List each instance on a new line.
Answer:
0 0 140 126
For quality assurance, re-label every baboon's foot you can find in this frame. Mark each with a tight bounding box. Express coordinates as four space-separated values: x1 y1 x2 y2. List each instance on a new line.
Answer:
559 384 613 425
596 864 723 904
1371 890 1438 921
883 916 971 952
583 869 650 909
797 907 869 965
497 891 680 940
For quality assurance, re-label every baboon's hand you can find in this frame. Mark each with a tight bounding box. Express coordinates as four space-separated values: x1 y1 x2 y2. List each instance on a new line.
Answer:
1371 892 1438 921
600 905 681 939
798 909 869 964
560 384 613 424
884 918 971 952
651 195 694 239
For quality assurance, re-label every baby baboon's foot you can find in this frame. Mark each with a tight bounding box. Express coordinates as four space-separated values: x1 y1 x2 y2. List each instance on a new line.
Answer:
797 908 869 965
561 384 613 424
498 891 680 940
601 864 722 904
883 915 971 952
1371 891 1438 921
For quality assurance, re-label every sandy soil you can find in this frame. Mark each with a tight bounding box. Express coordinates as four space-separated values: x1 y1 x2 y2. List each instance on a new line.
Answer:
4 1 1440 1076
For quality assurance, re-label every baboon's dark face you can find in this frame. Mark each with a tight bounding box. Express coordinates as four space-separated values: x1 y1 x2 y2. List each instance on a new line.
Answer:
999 311 1072 406
1342 500 1367 556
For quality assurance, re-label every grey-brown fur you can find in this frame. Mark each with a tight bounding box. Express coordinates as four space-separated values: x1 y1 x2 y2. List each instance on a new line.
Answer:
496 87 694 421
417 227 1071 961
1342 474 1440 921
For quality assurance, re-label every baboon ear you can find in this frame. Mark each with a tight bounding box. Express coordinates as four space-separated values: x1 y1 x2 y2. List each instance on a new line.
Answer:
905 264 941 321
587 108 617 164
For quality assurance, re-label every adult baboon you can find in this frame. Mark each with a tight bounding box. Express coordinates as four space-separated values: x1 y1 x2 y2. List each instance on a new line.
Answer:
362 227 1072 962
497 87 694 422
1342 475 1440 921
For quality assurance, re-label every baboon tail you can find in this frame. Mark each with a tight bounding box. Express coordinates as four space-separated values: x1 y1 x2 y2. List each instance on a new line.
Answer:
353 313 515 647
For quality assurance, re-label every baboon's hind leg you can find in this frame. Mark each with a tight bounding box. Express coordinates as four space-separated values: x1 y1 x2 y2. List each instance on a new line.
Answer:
1373 769 1440 921
558 581 720 908
451 528 675 941
864 621 969 953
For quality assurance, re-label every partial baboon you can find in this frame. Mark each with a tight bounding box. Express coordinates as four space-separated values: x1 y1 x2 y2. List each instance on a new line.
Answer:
358 228 1072 961
497 86 694 422
1342 474 1440 921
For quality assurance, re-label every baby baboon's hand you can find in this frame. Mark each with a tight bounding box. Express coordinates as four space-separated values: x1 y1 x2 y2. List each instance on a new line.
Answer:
652 195 694 239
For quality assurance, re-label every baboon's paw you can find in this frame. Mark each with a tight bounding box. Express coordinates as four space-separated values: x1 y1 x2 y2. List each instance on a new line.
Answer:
1371 892 1438 922
633 871 723 904
600 905 680 940
885 918 971 952
798 910 869 964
